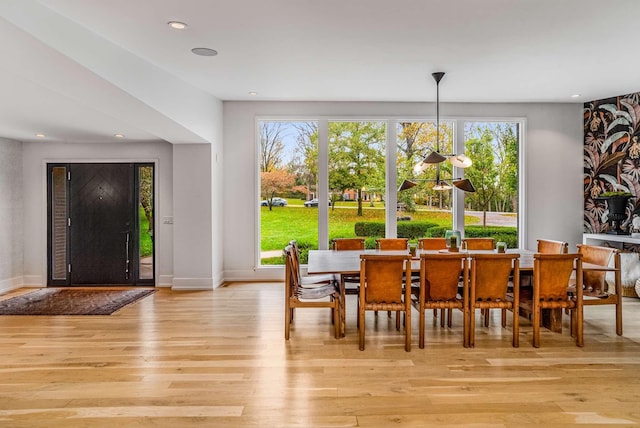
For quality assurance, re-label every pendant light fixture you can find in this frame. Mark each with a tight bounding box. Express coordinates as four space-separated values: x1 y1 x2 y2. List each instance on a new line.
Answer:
403 72 475 193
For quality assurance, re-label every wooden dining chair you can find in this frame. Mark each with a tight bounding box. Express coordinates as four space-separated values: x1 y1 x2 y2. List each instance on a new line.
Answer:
374 238 409 320
574 244 622 336
418 237 447 250
411 253 469 348
537 239 569 254
358 254 412 351
417 237 453 323
463 238 496 250
288 240 337 287
469 253 520 347
519 253 583 347
331 238 365 335
284 245 341 340
332 238 366 251
375 238 409 251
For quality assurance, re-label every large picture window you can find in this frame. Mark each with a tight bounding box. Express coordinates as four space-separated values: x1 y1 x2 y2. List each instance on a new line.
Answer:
257 118 522 265
259 121 319 265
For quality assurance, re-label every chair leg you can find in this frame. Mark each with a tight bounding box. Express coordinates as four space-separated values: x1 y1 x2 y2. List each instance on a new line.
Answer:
396 311 401 330
285 299 292 340
405 307 411 352
440 308 445 328
616 298 623 336
484 309 490 327
447 308 453 328
359 308 365 351
512 306 519 348
469 307 475 347
576 306 584 347
501 309 507 328
333 298 340 339
463 307 470 348
532 305 540 348
419 307 426 349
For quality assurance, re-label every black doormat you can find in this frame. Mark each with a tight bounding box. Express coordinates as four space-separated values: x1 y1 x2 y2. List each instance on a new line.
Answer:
0 288 156 315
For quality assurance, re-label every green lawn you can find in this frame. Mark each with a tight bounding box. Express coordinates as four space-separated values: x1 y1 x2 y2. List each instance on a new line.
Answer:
139 206 153 257
260 205 480 252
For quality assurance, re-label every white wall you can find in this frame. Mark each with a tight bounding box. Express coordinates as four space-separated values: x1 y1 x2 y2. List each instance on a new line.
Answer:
21 140 174 287
222 101 583 281
172 144 214 289
0 138 24 292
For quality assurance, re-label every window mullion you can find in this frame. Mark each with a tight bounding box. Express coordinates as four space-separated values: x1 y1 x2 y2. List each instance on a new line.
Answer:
317 119 329 249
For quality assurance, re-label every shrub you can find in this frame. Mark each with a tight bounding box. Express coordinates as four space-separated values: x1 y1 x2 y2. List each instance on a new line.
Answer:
354 221 438 240
354 222 385 237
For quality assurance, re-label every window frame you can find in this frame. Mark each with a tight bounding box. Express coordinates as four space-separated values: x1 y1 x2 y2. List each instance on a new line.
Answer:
255 115 526 267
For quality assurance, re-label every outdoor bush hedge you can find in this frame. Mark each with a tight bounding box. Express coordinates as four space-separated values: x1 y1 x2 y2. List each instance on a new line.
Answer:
354 221 438 240
423 226 518 247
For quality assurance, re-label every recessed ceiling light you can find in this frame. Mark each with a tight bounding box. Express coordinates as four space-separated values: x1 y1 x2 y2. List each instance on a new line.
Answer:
114 134 125 138
248 91 258 96
168 21 187 30
35 133 46 138
191 47 218 57
571 94 581 98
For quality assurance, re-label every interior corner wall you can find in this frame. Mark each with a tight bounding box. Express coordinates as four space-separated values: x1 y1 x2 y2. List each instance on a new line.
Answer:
20 140 174 287
222 101 584 281
0 138 24 293
172 144 214 289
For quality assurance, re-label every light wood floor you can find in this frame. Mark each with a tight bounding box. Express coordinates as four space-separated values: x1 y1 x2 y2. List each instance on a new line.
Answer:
1 283 640 427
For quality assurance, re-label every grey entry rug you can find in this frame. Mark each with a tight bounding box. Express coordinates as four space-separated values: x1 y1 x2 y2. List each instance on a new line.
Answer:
0 288 156 315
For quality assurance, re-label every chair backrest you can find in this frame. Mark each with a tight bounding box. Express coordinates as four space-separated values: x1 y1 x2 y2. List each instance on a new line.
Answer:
375 238 408 250
537 239 569 254
470 253 519 301
287 240 303 283
463 238 496 250
332 238 365 251
420 253 467 301
360 254 410 303
418 237 447 250
534 253 582 301
576 244 618 290
283 244 301 296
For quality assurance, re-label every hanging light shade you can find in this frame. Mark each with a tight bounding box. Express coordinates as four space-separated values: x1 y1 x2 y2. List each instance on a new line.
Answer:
432 181 453 191
452 178 476 192
398 179 418 191
449 154 473 168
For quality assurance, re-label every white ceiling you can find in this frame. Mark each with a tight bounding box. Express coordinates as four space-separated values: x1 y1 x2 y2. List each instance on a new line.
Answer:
1 0 639 144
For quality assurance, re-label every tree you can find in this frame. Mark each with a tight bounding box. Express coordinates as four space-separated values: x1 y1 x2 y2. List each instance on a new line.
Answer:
260 122 286 172
260 170 294 211
329 122 386 216
465 129 499 226
292 122 319 200
139 166 153 232
397 121 454 210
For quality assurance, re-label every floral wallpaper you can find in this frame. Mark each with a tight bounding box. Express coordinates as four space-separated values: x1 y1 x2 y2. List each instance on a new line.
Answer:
584 92 640 244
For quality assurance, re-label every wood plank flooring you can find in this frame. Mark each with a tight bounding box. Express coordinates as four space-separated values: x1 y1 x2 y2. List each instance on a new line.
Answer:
1 282 640 427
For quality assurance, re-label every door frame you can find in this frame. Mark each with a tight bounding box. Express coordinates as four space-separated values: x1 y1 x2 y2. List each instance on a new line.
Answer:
45 160 158 286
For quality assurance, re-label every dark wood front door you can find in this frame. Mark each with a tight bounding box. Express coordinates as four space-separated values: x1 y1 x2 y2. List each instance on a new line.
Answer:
69 164 134 285
48 162 155 286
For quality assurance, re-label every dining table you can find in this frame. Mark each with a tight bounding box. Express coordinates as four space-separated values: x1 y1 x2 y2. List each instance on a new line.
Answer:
307 248 618 334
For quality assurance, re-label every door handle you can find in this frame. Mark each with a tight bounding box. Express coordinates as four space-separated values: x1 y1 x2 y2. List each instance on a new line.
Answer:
125 231 130 280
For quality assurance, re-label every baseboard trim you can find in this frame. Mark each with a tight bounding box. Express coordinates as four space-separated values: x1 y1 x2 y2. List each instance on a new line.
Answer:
224 267 285 282
158 275 173 288
0 276 23 294
23 275 43 287
172 277 213 290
